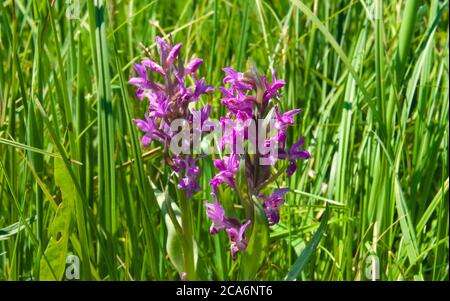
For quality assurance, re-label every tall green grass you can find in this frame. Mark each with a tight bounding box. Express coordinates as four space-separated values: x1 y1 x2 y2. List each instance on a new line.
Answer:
0 0 448 280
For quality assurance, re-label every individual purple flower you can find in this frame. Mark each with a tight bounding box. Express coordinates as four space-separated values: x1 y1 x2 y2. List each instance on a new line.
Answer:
219 87 254 119
262 70 285 102
274 106 301 147
219 116 255 152
128 63 151 100
129 36 212 132
148 94 170 119
222 68 253 91
178 177 200 199
202 66 311 263
258 188 289 225
279 137 310 177
210 154 240 191
174 156 202 198
167 43 182 66
226 219 251 260
180 272 187 281
192 77 215 100
204 194 229 235
134 114 168 145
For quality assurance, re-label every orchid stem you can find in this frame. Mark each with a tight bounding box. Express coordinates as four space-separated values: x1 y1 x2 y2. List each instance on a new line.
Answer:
179 192 196 280
256 164 288 192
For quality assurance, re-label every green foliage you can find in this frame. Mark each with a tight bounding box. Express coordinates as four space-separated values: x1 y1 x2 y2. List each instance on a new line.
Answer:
240 200 269 280
286 208 329 281
39 159 75 280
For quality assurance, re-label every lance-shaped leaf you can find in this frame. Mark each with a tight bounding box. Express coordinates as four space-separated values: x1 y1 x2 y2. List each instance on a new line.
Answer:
285 208 329 281
39 159 75 280
156 188 198 275
239 198 269 280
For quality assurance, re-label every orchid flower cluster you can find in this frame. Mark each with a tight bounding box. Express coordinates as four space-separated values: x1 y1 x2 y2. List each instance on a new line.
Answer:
128 36 213 198
129 36 310 263
206 67 310 259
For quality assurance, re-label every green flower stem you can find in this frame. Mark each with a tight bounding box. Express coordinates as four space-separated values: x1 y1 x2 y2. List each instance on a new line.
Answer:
179 192 196 280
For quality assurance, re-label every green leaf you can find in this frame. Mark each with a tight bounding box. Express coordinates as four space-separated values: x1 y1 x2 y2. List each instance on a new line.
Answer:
39 159 75 280
240 199 269 280
285 209 329 281
0 216 36 241
156 189 198 275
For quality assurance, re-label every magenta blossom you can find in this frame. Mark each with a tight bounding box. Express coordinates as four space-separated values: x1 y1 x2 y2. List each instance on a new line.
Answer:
226 219 251 260
262 71 285 102
222 68 253 91
204 196 227 235
175 156 202 198
204 193 252 260
219 87 254 120
258 188 290 225
274 106 301 147
129 36 213 199
208 67 310 229
210 154 240 192
134 114 168 145
279 137 310 177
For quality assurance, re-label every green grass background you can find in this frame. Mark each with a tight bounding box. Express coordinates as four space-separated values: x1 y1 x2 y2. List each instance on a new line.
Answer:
0 0 448 280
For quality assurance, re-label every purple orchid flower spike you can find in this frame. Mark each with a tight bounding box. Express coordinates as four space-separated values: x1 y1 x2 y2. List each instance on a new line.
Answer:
129 36 214 199
226 219 251 260
258 188 290 225
128 63 147 86
208 66 310 257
